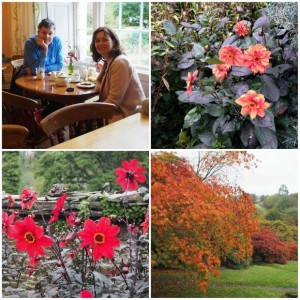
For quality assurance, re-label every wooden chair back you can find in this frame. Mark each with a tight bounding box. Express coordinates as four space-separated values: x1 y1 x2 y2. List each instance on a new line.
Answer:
39 102 116 146
10 58 24 94
2 91 46 147
2 124 29 149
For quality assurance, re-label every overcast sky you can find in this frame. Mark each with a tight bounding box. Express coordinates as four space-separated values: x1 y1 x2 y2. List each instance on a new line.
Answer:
157 150 298 196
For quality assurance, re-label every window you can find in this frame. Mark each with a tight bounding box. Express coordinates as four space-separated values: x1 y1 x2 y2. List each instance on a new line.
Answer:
39 2 149 71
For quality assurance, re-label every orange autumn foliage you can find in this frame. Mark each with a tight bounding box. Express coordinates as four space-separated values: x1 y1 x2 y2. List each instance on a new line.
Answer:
151 153 259 294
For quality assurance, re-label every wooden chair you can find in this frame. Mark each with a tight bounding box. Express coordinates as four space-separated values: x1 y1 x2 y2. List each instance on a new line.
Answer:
2 91 47 147
2 124 29 149
39 102 116 146
10 58 24 94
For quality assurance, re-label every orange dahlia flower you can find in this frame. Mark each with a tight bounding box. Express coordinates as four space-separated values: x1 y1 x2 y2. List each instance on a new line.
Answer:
243 44 271 74
186 70 198 94
234 21 250 37
219 45 244 66
235 90 270 120
212 64 231 82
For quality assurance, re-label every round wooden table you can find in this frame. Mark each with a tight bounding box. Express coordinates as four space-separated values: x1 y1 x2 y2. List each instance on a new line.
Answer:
15 75 99 105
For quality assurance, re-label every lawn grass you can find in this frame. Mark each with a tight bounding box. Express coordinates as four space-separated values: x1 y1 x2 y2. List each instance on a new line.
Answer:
152 261 298 298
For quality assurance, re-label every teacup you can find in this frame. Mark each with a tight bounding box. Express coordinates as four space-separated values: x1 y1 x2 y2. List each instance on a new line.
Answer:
37 72 45 80
50 72 57 81
71 73 80 82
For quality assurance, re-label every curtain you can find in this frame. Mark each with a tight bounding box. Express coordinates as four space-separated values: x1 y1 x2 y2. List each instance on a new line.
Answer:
11 2 37 56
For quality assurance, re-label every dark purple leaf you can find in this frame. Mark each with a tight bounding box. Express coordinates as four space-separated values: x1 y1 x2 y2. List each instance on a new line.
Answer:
198 27 209 35
181 51 194 59
177 58 195 69
254 16 270 29
278 79 289 97
178 92 215 105
222 34 239 46
240 122 257 148
255 127 278 149
251 110 275 131
198 132 216 146
192 43 205 57
231 66 253 77
181 22 191 27
231 82 249 97
262 75 280 102
265 64 291 78
212 116 227 136
222 120 236 134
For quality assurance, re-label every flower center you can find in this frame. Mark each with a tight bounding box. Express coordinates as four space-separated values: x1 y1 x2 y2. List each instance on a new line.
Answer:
24 232 35 243
126 172 134 180
249 101 257 108
94 233 105 244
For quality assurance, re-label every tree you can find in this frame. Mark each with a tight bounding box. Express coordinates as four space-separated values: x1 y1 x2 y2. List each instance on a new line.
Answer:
252 226 290 264
2 152 149 195
2 152 21 194
152 153 259 294
190 151 258 183
279 184 289 195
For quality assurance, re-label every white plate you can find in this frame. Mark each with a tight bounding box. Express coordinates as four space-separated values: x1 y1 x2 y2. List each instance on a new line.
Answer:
77 82 96 89
70 79 82 83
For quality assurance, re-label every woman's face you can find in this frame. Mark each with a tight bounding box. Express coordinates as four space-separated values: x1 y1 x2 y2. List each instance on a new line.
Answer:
94 31 114 59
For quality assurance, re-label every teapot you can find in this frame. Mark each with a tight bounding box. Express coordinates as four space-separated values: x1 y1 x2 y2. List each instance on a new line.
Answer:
55 73 68 86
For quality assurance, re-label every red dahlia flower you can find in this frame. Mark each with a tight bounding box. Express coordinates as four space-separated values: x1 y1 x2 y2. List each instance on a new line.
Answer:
219 45 244 66
115 159 146 191
8 195 15 207
80 290 94 298
235 90 270 120
243 44 271 74
234 21 250 37
66 212 77 226
2 212 15 235
78 217 120 261
186 70 198 94
212 64 231 82
141 212 149 234
9 216 53 259
20 188 37 210
49 194 67 224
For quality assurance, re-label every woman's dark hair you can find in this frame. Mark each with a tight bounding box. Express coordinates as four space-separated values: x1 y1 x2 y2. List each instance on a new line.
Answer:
90 27 124 62
38 19 55 30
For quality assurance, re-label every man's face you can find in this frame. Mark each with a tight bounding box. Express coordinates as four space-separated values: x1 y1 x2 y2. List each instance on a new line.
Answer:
37 26 55 45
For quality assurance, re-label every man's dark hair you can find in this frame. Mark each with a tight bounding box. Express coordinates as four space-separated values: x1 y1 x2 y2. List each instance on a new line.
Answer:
38 19 55 30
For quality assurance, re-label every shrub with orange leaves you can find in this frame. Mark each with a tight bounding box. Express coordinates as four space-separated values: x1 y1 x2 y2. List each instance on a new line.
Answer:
151 153 259 294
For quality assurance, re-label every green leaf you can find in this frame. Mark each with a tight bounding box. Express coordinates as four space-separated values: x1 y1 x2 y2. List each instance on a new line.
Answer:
205 58 223 64
255 127 278 149
163 19 176 35
205 104 224 117
192 43 205 58
184 107 201 127
165 40 175 48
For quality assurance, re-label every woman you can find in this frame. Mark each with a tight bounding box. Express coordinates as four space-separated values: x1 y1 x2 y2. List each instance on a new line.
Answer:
91 27 145 123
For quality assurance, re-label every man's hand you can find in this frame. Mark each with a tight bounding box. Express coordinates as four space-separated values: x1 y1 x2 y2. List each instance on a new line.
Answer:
35 37 48 54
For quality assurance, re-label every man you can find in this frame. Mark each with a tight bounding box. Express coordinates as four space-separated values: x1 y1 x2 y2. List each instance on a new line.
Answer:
22 18 63 75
